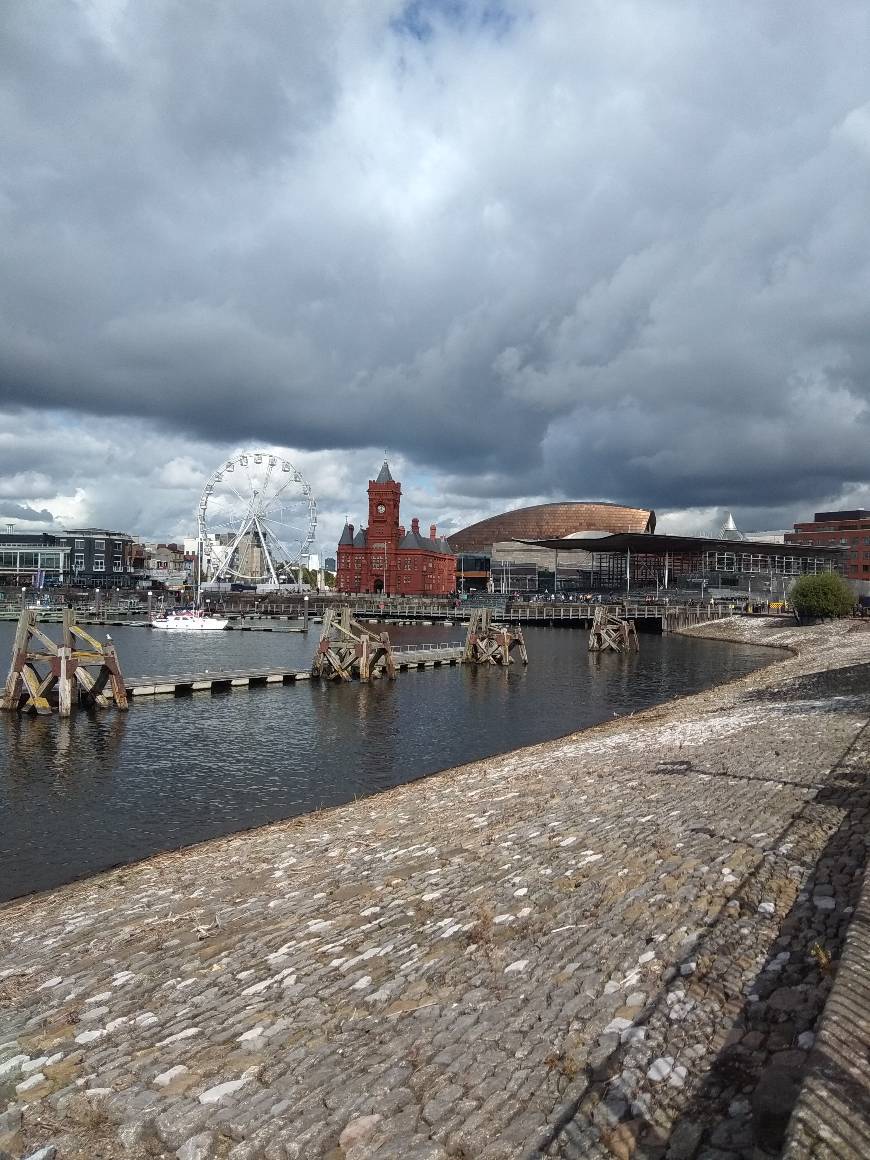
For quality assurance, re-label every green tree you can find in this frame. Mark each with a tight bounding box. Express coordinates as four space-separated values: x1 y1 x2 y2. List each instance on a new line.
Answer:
790 573 855 619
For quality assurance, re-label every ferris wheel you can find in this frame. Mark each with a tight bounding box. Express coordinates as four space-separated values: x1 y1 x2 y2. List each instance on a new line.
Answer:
197 451 317 588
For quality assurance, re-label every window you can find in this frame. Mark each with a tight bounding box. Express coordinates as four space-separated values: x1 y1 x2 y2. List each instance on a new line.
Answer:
95 539 105 550
75 538 85 549
114 558 123 572
93 556 105 572
74 553 84 569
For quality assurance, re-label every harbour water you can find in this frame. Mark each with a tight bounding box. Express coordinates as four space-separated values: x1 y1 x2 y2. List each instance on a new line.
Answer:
0 620 773 901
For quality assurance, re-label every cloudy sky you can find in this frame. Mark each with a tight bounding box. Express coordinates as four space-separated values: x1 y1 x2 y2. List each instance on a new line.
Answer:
2 0 869 552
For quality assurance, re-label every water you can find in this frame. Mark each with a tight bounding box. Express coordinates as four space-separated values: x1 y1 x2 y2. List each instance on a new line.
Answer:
0 620 773 901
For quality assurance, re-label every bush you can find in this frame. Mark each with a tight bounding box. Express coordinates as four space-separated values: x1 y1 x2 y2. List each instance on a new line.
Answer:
790 573 855 619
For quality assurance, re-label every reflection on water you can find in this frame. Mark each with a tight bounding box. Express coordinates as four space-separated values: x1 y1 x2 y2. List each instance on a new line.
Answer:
0 622 773 901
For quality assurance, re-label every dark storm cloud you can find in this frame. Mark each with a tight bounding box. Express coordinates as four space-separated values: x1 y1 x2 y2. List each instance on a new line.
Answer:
1 0 870 531
0 502 54 523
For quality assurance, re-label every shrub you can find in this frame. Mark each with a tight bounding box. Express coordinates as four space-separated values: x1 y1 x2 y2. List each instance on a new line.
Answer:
790 573 855 619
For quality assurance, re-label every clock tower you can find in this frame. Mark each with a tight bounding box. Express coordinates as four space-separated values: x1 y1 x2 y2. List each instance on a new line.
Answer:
336 457 454 596
367 459 401 548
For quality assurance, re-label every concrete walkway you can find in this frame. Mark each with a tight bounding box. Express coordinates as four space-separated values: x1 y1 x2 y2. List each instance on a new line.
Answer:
1 618 868 1160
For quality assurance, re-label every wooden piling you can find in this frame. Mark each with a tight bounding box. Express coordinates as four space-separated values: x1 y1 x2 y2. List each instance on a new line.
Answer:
0 607 129 714
311 606 397 682
588 607 639 652
463 609 528 666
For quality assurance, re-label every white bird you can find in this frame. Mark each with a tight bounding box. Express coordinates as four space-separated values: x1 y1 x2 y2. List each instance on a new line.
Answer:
106 633 112 642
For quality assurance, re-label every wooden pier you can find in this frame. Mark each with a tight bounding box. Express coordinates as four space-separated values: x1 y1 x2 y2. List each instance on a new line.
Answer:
342 600 735 631
125 646 466 698
125 667 310 697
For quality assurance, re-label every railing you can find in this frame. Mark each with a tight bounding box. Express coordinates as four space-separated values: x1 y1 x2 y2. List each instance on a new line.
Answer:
390 641 464 654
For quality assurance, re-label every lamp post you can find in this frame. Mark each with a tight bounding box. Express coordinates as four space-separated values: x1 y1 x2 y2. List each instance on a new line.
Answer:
303 592 309 632
21 586 26 610
95 587 101 617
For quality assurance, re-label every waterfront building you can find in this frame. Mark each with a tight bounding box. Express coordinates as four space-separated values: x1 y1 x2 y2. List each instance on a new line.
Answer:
786 510 870 592
0 527 135 588
520 530 845 598
448 501 655 593
336 461 454 596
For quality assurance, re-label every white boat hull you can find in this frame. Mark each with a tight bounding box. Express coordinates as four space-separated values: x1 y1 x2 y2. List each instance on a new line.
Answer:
151 616 228 632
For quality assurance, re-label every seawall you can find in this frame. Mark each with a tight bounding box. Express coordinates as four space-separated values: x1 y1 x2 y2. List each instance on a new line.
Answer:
1 617 868 1159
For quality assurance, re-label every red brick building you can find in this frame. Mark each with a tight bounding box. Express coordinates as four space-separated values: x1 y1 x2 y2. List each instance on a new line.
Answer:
786 509 870 583
336 461 455 596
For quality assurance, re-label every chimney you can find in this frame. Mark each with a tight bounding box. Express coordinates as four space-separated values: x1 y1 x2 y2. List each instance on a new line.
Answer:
430 524 437 540
398 525 405 538
348 523 354 538
411 518 420 535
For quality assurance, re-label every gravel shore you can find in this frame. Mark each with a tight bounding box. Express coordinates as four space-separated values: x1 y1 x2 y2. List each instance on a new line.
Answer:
1 616 868 1160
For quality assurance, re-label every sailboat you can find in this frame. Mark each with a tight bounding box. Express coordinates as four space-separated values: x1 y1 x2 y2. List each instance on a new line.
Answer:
150 608 228 631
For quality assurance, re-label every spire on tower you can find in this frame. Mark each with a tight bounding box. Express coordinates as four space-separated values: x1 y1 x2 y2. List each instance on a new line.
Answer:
375 459 394 484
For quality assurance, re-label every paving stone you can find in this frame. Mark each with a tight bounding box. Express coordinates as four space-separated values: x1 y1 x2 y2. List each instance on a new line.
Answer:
667 1118 705 1159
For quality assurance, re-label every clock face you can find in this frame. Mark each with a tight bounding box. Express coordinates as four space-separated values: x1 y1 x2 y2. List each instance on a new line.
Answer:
376 503 386 514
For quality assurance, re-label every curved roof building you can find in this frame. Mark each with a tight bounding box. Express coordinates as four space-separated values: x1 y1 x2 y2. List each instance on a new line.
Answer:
448 502 655 555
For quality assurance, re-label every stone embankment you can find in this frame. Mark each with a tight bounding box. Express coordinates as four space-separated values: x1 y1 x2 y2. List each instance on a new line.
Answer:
1 617 869 1160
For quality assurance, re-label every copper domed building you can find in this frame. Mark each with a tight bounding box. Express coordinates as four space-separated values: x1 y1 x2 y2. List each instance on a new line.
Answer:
447 502 655 593
448 502 655 554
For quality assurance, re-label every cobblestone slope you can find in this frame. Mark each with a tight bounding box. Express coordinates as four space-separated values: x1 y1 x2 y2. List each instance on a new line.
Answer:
1 618 868 1160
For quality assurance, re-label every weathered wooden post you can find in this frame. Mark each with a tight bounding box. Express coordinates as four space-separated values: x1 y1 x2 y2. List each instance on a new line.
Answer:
57 607 75 717
2 610 35 713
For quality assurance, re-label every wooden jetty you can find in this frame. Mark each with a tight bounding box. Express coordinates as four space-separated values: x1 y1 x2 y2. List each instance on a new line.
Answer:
127 644 467 698
342 599 735 632
588 607 639 652
1 608 128 716
125 667 310 697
